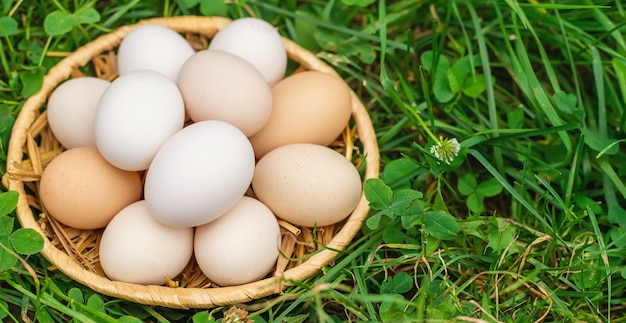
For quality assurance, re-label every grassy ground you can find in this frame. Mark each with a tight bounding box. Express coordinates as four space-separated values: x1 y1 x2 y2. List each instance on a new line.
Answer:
1 0 625 322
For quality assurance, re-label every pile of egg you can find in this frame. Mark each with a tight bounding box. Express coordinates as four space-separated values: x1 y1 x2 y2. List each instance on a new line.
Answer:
39 18 363 287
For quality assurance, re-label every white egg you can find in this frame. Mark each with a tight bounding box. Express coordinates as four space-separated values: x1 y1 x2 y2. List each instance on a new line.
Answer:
194 196 281 286
94 70 185 171
209 17 287 85
99 200 194 285
47 77 110 149
117 24 195 82
144 120 255 228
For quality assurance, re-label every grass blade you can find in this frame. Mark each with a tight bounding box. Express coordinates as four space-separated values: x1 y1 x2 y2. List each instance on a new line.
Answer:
467 149 563 245
497 1 573 159
465 1 503 171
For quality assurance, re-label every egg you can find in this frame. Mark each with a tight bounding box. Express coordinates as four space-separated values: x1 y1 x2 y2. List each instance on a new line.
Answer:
177 50 272 136
117 24 195 82
144 120 255 228
39 147 142 229
46 77 110 149
209 17 287 85
94 70 185 171
99 200 194 285
248 71 353 158
252 143 362 227
194 196 281 286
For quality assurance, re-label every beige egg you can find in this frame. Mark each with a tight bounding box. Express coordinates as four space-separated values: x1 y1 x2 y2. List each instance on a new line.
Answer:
99 200 194 285
47 77 110 149
252 143 362 227
248 71 352 158
39 147 142 229
194 196 281 286
177 50 272 137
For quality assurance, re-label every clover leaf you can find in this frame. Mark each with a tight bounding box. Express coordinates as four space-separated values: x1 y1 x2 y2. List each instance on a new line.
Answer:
421 50 487 103
457 173 502 214
43 7 100 36
0 191 44 272
0 16 18 36
381 272 413 294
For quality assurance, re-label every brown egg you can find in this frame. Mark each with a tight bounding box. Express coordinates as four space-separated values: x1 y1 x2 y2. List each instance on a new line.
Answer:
39 147 143 229
248 71 352 158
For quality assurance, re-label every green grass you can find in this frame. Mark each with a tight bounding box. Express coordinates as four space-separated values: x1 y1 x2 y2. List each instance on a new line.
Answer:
1 0 626 322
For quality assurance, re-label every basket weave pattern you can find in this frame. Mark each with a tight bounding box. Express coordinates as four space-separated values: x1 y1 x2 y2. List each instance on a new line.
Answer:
3 16 380 309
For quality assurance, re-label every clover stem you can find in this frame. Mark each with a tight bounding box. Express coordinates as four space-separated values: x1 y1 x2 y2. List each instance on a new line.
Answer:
404 102 440 144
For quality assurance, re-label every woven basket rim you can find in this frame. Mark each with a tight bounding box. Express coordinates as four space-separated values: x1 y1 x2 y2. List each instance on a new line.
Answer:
4 15 380 309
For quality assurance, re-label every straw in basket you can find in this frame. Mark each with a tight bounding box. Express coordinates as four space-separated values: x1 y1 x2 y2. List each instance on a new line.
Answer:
3 16 380 309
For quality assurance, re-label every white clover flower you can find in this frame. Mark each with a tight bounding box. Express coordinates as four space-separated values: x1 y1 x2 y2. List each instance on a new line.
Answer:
429 136 461 165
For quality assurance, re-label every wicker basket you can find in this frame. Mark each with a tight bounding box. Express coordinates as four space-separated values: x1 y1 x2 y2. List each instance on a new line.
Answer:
3 16 380 309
